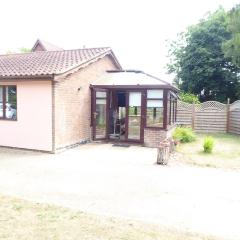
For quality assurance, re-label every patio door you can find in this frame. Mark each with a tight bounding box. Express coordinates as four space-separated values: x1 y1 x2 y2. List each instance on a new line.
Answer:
126 91 144 142
92 89 108 140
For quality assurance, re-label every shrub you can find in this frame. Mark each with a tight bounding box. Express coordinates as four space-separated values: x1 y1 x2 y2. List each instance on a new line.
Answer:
172 127 196 143
203 136 214 153
180 92 200 104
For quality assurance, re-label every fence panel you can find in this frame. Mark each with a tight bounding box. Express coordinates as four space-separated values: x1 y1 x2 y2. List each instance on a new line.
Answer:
229 100 240 135
177 100 239 134
176 101 193 127
195 101 227 133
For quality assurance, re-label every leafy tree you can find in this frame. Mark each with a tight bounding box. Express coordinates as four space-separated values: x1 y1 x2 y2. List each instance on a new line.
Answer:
223 4 240 67
19 47 31 53
180 92 200 104
6 47 31 54
167 8 240 103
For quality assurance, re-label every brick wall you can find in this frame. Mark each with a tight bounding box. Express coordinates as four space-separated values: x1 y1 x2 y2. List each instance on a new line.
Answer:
144 126 176 148
53 55 119 150
144 128 167 147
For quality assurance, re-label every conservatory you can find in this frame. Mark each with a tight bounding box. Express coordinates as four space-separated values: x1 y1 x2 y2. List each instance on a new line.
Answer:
90 70 178 147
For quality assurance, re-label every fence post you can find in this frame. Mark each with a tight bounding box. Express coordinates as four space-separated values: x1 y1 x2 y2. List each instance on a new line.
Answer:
191 103 195 130
226 98 230 133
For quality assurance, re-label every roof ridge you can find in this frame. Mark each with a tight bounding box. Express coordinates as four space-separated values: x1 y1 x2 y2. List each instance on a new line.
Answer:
0 47 111 57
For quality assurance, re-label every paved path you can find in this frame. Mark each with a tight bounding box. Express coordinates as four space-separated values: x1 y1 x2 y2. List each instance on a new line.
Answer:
0 143 239 239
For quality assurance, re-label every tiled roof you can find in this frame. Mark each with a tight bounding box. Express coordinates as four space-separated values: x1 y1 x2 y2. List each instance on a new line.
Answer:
32 39 63 51
0 47 112 78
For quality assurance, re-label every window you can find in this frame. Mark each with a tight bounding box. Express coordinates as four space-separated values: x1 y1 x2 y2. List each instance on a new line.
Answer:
168 92 177 125
0 87 3 118
0 86 17 120
128 92 142 139
146 90 163 128
95 91 107 138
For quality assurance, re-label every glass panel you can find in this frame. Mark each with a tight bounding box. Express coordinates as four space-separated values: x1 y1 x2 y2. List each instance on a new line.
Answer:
96 91 106 98
96 98 106 138
128 92 141 140
5 86 17 120
0 87 3 118
96 98 106 104
147 90 163 98
171 100 175 124
147 101 164 127
129 92 141 107
168 99 171 125
147 100 163 108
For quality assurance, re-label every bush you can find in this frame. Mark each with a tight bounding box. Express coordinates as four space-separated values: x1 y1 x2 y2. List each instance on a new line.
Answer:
203 136 214 153
172 127 196 143
180 92 200 104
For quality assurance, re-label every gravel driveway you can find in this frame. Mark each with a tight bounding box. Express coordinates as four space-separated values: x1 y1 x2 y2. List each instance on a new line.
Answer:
0 143 239 239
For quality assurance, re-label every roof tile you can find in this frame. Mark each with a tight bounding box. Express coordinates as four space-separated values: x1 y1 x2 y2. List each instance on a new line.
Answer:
0 47 111 78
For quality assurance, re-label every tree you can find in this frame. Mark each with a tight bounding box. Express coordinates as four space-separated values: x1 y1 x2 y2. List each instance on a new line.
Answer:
6 47 31 54
223 4 240 67
179 92 200 104
167 8 240 103
19 47 31 53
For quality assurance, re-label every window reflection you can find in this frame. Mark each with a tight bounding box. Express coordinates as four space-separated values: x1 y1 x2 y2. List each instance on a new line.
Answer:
0 86 17 120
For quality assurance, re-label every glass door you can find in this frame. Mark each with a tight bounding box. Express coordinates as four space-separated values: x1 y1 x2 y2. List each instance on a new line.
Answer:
127 91 143 141
93 89 108 140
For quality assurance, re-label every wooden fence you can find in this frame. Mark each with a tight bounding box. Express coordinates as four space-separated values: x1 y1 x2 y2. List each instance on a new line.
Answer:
177 100 240 134
229 100 240 134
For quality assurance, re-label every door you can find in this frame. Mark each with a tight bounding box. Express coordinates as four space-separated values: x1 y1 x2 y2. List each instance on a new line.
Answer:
126 91 144 142
92 89 108 140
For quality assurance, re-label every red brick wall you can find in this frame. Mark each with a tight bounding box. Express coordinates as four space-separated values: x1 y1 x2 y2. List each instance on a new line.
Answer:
53 55 119 150
144 127 176 148
144 128 167 147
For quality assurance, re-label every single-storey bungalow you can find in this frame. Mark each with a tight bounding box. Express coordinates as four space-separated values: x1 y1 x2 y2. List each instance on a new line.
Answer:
0 40 178 152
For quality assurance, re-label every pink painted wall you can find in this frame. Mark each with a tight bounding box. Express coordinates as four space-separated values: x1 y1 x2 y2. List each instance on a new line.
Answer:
0 81 52 151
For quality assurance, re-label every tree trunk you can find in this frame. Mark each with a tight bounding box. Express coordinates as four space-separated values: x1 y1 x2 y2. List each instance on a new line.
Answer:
157 142 170 165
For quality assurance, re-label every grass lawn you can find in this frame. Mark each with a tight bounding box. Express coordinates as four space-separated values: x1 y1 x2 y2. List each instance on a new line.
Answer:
176 133 240 170
0 195 215 240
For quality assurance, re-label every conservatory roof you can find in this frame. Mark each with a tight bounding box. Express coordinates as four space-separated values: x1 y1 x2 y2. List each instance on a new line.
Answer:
91 70 178 91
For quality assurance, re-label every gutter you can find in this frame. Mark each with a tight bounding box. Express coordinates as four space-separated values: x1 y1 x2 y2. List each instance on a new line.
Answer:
0 74 55 81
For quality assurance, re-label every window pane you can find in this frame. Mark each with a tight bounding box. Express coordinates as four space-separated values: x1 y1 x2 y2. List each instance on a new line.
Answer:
171 100 174 123
146 106 163 127
96 98 106 138
128 92 142 139
171 100 175 123
128 106 141 139
96 98 106 105
147 100 163 108
0 87 3 118
147 90 163 98
168 99 171 125
5 86 17 120
96 91 106 98
129 92 141 107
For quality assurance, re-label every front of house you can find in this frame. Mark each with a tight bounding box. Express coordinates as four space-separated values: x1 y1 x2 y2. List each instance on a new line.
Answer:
0 40 177 152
